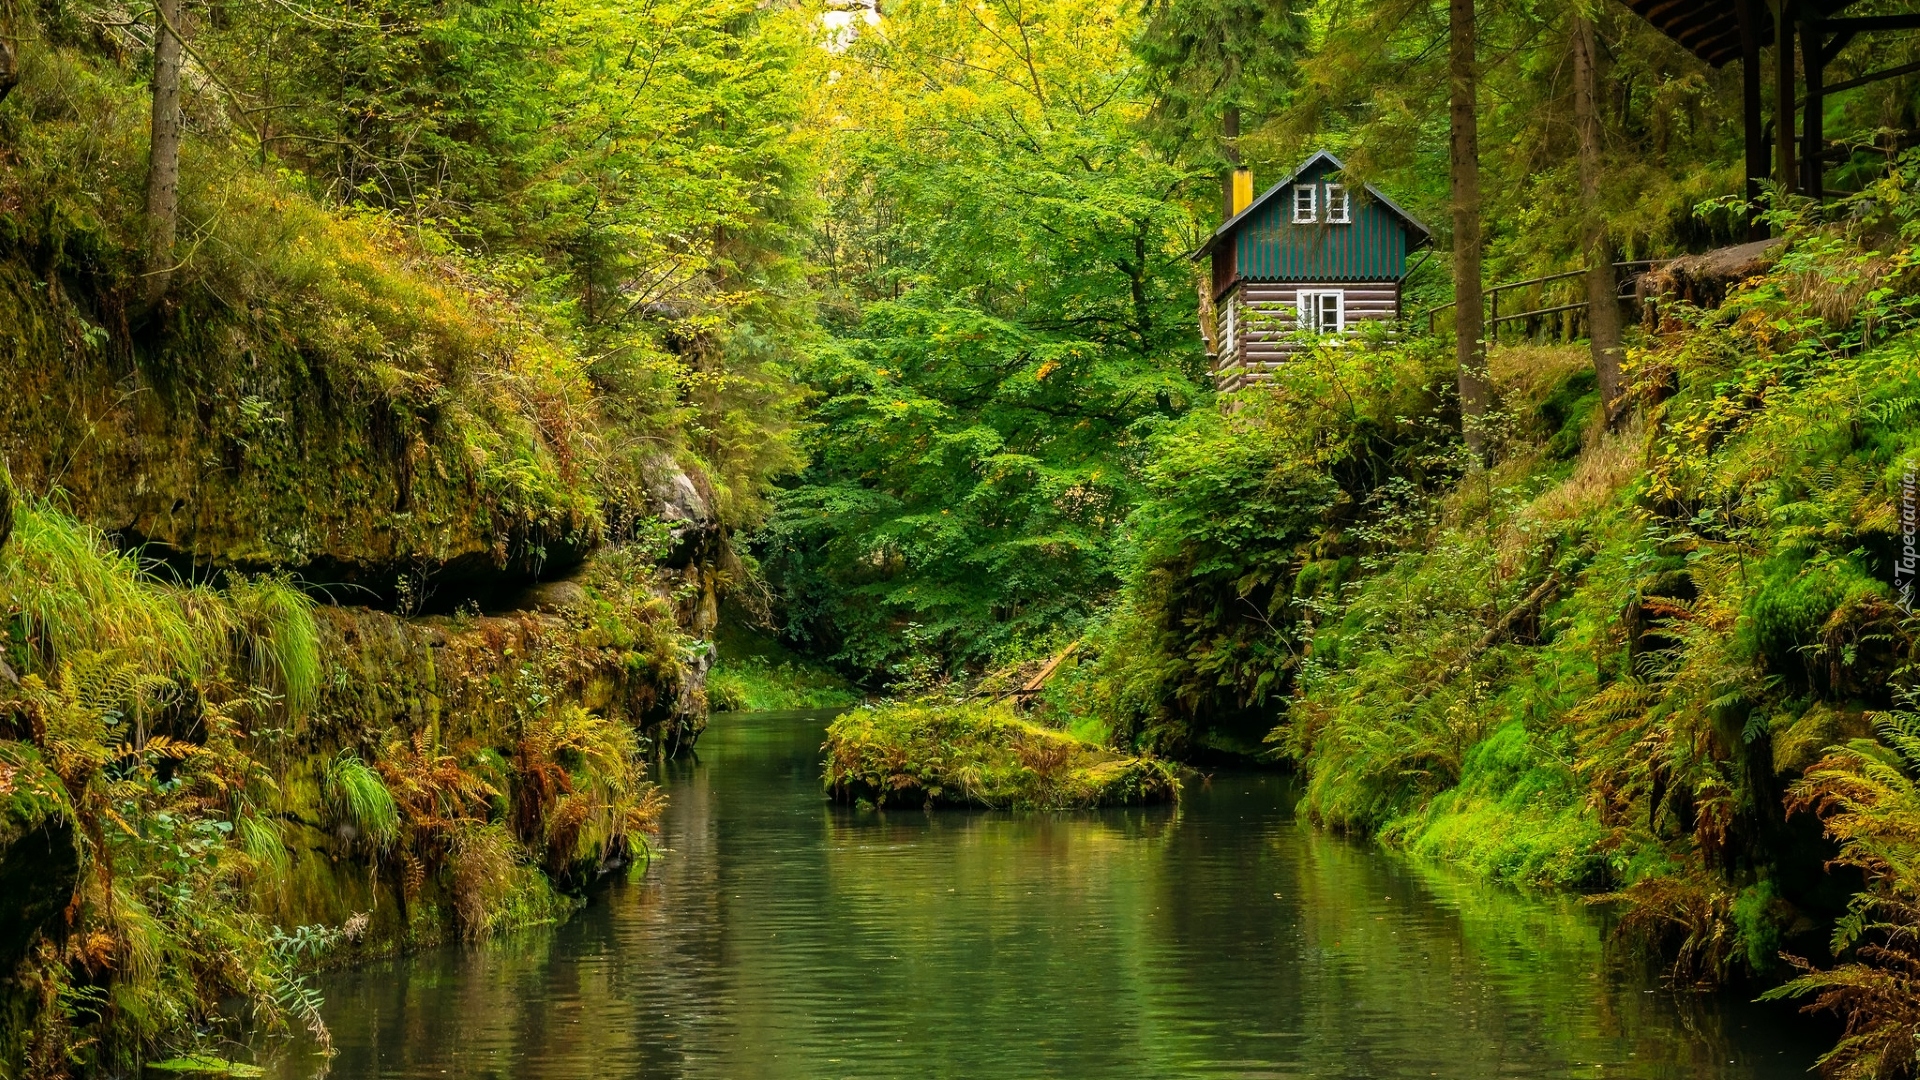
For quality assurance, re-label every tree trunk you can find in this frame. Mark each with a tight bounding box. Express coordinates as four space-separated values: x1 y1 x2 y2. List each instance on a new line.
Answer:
1574 10 1626 428
144 0 184 307
1449 0 1491 461
1220 105 1241 219
0 460 12 558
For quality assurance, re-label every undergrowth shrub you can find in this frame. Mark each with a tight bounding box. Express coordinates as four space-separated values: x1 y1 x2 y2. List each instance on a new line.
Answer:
1766 693 1920 1080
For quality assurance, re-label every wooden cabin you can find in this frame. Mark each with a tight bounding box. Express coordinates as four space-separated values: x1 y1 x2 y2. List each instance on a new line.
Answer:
1195 151 1431 390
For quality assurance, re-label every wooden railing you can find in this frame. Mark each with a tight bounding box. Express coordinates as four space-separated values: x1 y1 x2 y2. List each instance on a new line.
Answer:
1417 260 1659 342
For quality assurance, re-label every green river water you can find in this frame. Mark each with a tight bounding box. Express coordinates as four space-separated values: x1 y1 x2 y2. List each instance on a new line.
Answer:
269 710 1826 1079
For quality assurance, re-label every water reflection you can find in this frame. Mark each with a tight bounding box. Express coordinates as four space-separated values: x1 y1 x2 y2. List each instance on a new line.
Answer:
266 711 1822 1079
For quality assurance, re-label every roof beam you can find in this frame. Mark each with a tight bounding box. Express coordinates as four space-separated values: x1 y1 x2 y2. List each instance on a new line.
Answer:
1613 0 1908 68
1821 13 1920 32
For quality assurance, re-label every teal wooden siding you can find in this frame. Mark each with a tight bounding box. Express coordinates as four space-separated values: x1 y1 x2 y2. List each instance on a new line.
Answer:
1232 163 1411 283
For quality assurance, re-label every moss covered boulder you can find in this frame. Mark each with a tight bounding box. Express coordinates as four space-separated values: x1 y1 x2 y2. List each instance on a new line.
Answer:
823 702 1178 810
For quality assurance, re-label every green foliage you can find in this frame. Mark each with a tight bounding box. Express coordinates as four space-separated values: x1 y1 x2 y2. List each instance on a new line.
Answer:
759 0 1207 677
226 576 322 717
510 704 664 882
707 656 860 714
708 615 861 712
1055 340 1462 754
822 700 1178 810
3 504 213 681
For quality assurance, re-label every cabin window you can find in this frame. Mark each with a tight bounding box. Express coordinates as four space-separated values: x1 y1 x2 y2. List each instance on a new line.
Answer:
1297 290 1344 333
1324 184 1351 224
1221 295 1238 357
1292 184 1318 224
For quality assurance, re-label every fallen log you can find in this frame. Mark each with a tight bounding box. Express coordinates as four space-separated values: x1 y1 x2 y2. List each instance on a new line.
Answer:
1637 238 1783 317
1439 572 1563 684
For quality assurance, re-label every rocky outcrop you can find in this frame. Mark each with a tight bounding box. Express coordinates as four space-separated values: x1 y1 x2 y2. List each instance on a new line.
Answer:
644 452 722 569
309 595 705 760
0 253 599 609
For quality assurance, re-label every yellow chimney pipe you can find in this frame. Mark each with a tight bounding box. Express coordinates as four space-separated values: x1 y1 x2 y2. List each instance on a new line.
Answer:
1230 168 1254 216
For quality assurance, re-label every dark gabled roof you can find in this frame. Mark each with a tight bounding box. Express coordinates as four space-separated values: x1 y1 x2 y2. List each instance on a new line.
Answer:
1615 0 1856 68
1191 150 1433 261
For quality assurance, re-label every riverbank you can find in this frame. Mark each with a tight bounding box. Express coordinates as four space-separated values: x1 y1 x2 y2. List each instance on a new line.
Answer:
0 0 837 1059
0 495 696 1073
1023 193 1920 1068
707 619 861 714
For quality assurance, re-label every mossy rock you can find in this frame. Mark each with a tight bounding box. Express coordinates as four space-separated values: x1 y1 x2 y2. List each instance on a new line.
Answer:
823 701 1179 810
0 210 601 605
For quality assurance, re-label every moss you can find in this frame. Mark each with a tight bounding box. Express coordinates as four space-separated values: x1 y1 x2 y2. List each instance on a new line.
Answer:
1380 722 1608 889
822 701 1178 810
1744 557 1843 658
1542 365 1600 444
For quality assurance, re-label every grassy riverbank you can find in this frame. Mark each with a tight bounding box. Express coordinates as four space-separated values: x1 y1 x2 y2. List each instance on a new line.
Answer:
1035 189 1920 1070
823 701 1178 809
708 621 861 713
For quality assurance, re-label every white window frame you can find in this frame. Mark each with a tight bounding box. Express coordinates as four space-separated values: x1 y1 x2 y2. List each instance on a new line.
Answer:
1291 184 1318 224
1297 290 1345 334
1324 183 1351 224
1220 293 1238 359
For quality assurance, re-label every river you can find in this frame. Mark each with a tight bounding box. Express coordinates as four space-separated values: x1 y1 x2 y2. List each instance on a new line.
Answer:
269 709 1826 1079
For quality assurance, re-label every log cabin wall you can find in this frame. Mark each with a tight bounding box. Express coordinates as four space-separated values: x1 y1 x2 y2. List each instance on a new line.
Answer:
1214 282 1401 391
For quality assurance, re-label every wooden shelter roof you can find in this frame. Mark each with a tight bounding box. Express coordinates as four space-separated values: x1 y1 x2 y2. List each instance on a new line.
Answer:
1618 0 1857 67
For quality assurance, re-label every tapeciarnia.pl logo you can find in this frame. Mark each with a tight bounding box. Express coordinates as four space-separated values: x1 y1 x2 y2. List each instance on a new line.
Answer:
1900 466 1918 615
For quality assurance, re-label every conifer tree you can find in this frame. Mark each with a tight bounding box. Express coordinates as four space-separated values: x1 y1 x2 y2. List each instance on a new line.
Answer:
1134 0 1309 161
1573 6 1625 426
144 0 183 305
1449 0 1490 460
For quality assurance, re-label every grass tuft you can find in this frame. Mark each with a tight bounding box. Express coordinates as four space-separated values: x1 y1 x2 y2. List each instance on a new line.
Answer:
323 752 400 850
226 575 322 716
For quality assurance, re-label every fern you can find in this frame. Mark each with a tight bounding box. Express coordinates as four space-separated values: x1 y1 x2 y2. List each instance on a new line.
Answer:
1769 694 1920 1078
